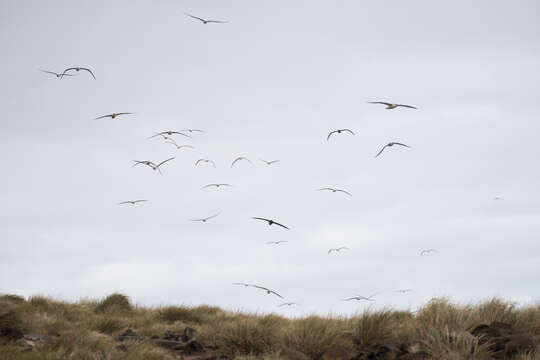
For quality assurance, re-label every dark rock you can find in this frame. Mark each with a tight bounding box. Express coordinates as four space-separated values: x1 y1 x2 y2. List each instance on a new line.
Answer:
163 330 180 341
470 322 537 359
155 339 186 350
185 340 204 354
119 328 136 337
0 326 23 341
182 326 197 342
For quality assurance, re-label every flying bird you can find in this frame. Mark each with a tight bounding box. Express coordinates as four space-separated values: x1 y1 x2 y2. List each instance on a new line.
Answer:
327 129 355 141
133 158 175 174
195 159 216 167
267 240 288 245
375 142 410 157
278 302 298 307
191 212 220 222
185 13 229 24
342 292 379 302
231 157 254 168
260 159 280 166
166 140 194 150
232 283 283 298
252 217 290 230
61 66 96 79
317 188 352 196
420 249 437 256
118 200 148 205
368 102 417 110
148 131 191 139
180 129 204 134
328 247 349 254
202 183 233 189
394 289 412 294
39 69 77 78
94 112 133 120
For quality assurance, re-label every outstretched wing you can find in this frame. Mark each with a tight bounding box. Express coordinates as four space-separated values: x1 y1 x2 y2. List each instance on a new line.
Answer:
252 217 270 223
342 129 355 135
337 189 352 196
93 114 112 120
368 101 392 106
81 67 96 79
327 131 336 141
156 157 175 167
375 144 389 157
273 221 290 230
206 20 229 23
393 142 410 148
396 104 417 109
185 13 206 22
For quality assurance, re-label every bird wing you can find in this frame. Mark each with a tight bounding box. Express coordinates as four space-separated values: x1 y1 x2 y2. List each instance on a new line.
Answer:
81 67 96 79
202 184 217 189
195 159 205 166
156 157 175 167
233 282 251 287
342 129 355 135
147 132 166 139
206 20 229 23
252 217 270 223
328 249 335 254
173 132 192 138
268 290 284 298
60 67 77 77
337 189 352 196
118 201 131 205
205 212 221 220
133 200 148 203
393 142 410 148
396 104 417 109
327 131 337 141
368 102 392 106
342 297 357 301
185 13 206 22
375 144 389 157
231 157 242 168
115 112 133 116
39 69 59 76
318 188 333 192
273 221 290 230
93 114 112 120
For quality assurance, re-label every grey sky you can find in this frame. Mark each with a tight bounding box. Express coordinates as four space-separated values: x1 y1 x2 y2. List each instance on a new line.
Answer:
1 0 540 315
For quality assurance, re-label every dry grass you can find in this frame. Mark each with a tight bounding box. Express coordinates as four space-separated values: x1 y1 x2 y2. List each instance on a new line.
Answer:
0 294 538 359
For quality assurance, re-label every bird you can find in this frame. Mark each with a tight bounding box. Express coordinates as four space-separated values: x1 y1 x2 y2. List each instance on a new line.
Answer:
151 157 175 174
148 131 191 139
191 212 220 222
327 129 355 141
118 200 148 205
166 140 195 150
317 188 352 196
420 249 437 256
267 240 288 245
368 101 417 110
375 142 410 157
328 247 349 254
394 289 412 293
232 283 283 298
195 159 216 167
231 157 254 168
60 66 96 79
94 112 133 120
494 197 502 200
252 217 290 230
278 302 298 307
342 292 379 302
185 13 229 24
132 160 157 169
39 69 77 78
202 183 233 189
260 159 280 166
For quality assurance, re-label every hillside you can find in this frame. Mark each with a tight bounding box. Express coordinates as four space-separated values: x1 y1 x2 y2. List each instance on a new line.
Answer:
1 294 539 359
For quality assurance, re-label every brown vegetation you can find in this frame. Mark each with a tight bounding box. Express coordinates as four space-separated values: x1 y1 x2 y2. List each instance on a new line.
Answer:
0 294 538 359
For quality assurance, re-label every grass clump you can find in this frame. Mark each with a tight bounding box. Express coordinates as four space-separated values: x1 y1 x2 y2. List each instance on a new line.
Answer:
284 316 344 360
95 293 133 314
0 294 25 304
354 308 395 348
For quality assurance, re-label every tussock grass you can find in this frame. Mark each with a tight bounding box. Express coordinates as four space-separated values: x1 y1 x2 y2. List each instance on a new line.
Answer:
1 293 538 359
95 293 133 314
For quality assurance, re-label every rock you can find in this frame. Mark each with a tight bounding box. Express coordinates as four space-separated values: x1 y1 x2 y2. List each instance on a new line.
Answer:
163 330 180 341
185 340 204 354
182 326 197 342
470 322 536 359
154 339 186 350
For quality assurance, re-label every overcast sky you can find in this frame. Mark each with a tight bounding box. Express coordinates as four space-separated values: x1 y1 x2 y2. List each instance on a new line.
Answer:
1 0 540 316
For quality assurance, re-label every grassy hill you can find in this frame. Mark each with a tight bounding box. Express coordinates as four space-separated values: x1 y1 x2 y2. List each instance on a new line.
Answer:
1 293 538 359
